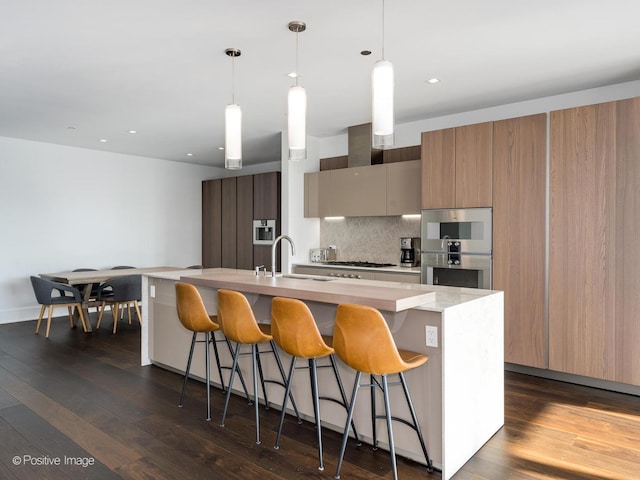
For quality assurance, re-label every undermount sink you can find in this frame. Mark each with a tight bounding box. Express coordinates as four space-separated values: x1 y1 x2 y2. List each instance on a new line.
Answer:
281 274 334 282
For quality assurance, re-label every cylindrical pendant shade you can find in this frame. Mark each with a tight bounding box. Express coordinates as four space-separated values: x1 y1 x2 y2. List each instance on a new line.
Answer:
372 59 394 149
225 103 242 169
288 85 307 161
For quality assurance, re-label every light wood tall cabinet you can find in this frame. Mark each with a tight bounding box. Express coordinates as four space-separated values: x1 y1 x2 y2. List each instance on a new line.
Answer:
549 98 640 386
421 122 493 209
493 114 547 368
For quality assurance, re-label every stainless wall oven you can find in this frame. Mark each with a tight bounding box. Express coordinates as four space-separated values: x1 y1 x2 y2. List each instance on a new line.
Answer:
420 208 492 289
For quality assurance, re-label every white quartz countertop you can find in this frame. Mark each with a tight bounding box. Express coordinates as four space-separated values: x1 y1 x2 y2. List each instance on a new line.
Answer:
143 268 500 312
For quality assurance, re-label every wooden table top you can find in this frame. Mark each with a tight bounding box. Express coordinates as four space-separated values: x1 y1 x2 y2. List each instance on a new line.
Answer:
40 267 181 285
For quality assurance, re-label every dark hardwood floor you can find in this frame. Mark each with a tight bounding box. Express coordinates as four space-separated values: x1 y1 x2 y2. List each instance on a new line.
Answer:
1 316 639 479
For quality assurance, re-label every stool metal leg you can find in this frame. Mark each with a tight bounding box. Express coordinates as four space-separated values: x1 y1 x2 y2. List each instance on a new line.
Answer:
328 355 362 446
221 341 242 427
179 332 198 408
274 356 296 450
209 331 225 391
399 372 433 470
371 374 379 450
381 374 398 480
252 344 261 444
309 358 325 471
204 331 211 421
224 338 252 404
335 371 362 480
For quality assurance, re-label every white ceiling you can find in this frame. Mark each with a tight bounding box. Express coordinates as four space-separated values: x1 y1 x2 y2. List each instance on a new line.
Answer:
2 0 639 168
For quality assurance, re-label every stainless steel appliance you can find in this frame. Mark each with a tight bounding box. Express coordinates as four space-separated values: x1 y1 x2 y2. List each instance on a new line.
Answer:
420 208 492 288
400 237 420 267
253 219 276 245
309 247 337 263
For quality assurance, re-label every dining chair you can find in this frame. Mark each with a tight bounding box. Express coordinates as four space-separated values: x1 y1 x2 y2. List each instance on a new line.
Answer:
30 276 88 338
96 274 141 334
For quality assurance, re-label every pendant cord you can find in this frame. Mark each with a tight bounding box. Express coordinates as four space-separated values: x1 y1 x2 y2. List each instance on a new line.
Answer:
295 31 300 87
231 56 236 104
381 0 385 60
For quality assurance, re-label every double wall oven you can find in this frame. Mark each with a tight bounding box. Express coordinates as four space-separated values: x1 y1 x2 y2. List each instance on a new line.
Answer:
420 207 492 289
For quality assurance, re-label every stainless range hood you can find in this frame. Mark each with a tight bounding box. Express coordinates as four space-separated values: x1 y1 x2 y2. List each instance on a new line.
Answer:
348 123 383 167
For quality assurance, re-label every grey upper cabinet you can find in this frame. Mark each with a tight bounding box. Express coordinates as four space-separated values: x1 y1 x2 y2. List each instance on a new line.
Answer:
304 161 421 218
386 160 421 215
330 164 387 217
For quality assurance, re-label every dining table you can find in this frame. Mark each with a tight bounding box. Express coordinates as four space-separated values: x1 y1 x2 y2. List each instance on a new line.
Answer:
39 266 181 332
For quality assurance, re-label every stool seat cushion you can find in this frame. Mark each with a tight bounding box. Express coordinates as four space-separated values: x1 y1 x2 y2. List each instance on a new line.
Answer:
176 283 220 333
217 289 271 344
271 297 334 359
334 303 428 375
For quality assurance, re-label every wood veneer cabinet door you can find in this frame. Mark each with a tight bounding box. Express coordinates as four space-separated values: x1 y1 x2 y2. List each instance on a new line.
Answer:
236 175 254 270
455 122 493 208
493 114 547 368
386 160 421 215
549 102 617 381
613 97 640 386
202 179 221 268
253 172 281 220
221 177 237 268
421 129 455 209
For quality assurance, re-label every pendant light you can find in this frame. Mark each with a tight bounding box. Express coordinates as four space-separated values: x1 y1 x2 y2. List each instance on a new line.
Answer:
287 21 307 161
225 48 242 170
372 0 394 149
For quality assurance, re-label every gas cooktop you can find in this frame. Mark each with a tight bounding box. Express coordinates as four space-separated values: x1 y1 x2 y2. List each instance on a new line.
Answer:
324 261 397 268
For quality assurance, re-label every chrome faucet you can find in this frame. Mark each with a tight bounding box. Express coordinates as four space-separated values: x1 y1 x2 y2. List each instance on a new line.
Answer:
271 235 295 277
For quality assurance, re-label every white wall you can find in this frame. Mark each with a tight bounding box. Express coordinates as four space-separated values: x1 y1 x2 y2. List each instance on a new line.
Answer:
280 132 320 273
0 136 220 324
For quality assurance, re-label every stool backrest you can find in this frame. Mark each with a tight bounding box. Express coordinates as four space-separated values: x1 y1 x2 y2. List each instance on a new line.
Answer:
334 303 405 375
217 289 270 344
271 297 333 359
175 282 219 333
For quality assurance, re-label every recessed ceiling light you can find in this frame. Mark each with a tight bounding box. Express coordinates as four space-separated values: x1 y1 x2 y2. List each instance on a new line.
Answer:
128 130 137 134
99 139 108 143
287 72 299 78
187 153 193 156
360 50 372 56
218 146 224 151
426 78 440 84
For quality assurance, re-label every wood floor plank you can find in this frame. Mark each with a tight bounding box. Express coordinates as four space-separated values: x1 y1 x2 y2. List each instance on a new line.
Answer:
1 319 640 479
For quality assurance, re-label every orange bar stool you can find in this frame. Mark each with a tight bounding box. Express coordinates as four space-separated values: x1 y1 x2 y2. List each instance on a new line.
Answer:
175 283 250 421
270 297 361 471
217 289 300 444
333 303 434 480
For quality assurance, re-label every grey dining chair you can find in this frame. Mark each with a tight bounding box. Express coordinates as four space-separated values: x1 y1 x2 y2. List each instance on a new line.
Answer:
30 276 88 338
96 274 142 334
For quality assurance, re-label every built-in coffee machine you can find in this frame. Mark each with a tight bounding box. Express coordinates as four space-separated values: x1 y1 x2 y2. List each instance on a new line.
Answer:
400 237 421 267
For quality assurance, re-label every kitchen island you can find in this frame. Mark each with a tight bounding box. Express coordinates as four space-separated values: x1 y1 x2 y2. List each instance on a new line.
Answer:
141 268 503 480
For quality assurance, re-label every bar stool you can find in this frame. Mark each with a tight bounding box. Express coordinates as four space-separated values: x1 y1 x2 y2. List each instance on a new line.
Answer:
175 283 250 421
217 289 299 444
333 303 434 480
270 297 361 471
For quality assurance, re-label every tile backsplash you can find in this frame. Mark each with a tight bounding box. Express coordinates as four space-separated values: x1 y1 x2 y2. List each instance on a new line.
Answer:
319 216 420 265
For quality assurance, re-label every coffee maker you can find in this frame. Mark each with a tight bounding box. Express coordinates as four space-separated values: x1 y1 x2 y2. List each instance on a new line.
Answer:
400 237 421 267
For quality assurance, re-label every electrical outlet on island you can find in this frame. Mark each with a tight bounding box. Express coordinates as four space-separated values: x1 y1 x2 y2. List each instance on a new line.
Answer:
425 325 438 348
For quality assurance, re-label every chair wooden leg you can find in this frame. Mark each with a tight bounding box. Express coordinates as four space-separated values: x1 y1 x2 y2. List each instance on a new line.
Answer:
127 304 132 324
35 305 46 334
97 301 106 328
134 300 142 325
112 303 119 334
45 306 54 338
76 303 88 333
